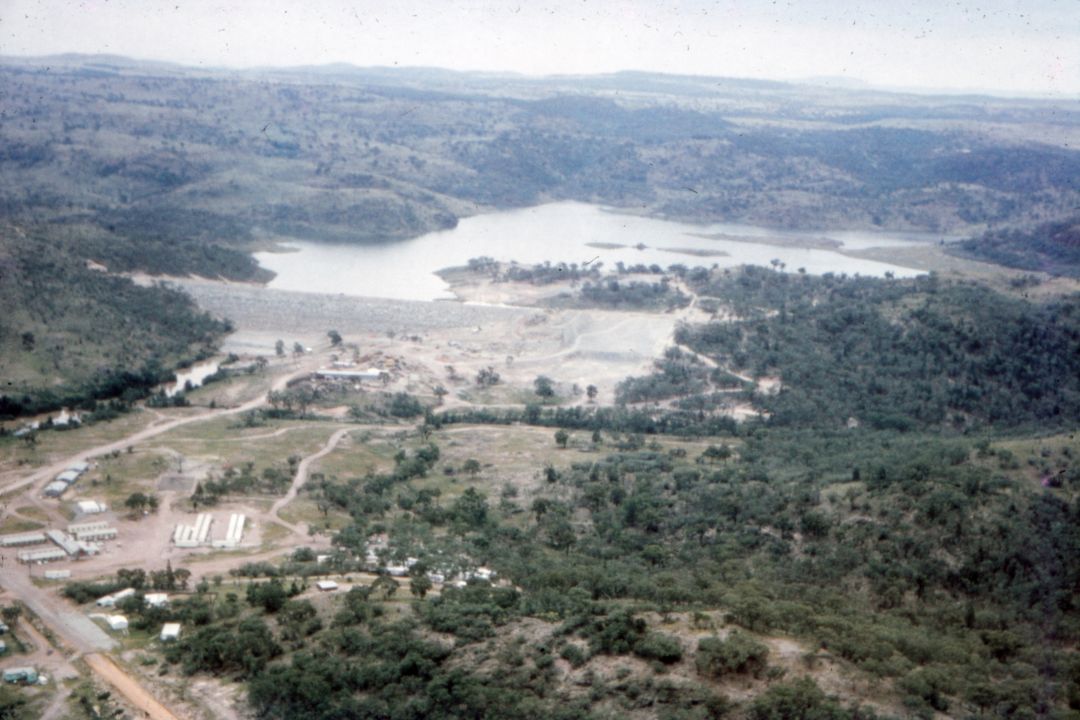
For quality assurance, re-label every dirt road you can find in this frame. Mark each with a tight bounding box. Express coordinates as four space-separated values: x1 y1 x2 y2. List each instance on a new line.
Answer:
1 357 322 501
0 353 331 720
270 426 351 523
85 653 180 720
1 568 115 654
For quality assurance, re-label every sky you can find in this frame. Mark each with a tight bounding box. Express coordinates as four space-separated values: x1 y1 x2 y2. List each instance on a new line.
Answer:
1 0 1077 96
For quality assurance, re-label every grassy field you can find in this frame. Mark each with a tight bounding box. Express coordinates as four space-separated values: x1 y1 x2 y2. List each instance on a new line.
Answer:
0 409 161 475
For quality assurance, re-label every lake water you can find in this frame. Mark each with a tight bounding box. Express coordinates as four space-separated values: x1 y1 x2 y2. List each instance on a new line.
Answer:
254 202 934 302
165 359 221 397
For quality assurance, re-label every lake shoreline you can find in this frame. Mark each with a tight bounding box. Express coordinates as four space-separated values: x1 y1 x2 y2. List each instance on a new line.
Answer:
253 202 930 302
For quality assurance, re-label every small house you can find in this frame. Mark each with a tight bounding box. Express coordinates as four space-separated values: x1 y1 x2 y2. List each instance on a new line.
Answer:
144 593 169 608
96 588 136 608
2 667 38 685
75 500 106 515
43 481 68 498
316 580 339 592
160 623 181 642
105 615 128 632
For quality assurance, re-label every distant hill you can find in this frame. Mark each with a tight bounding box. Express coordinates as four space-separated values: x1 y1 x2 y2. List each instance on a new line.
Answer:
955 216 1080 277
1 55 1078 278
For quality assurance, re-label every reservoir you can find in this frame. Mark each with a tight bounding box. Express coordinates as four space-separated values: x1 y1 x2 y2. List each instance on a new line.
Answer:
165 359 221 397
254 202 933 302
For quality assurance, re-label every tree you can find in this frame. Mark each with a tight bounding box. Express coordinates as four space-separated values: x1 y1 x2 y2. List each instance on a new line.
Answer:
475 366 500 387
545 516 576 553
696 632 770 678
534 375 555 398
453 487 488 528
700 444 732 463
247 579 289 613
554 429 570 448
1 603 23 627
462 458 482 477
586 384 598 401
292 342 304 357
275 339 286 358
373 575 399 599
327 329 342 346
124 492 149 514
410 574 433 599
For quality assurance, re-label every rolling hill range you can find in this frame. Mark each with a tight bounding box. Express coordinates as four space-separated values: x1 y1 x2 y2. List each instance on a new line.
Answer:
1 54 1080 414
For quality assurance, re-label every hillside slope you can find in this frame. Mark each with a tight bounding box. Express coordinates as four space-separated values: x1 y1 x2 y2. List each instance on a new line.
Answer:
0 224 228 417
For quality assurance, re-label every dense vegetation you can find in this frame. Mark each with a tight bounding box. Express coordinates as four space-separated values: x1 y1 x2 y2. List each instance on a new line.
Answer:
666 267 1080 431
0 227 229 418
108 269 1076 718
141 419 1080 718
956 216 1080 278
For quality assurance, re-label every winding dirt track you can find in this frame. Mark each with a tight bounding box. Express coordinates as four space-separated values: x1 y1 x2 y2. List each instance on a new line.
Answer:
3 361 317 500
270 426 351 523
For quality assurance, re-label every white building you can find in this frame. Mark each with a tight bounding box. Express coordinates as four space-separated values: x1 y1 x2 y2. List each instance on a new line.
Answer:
96 588 136 608
174 514 213 548
75 501 107 515
17 548 66 564
105 615 128 632
0 532 47 548
145 593 169 608
160 623 181 642
316 580 339 592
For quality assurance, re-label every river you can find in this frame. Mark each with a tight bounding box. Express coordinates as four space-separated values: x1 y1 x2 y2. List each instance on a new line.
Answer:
254 202 935 302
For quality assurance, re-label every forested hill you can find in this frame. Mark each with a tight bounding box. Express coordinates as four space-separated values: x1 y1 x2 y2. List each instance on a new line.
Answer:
628 267 1080 432
0 225 228 418
956 216 1080 277
2 55 1079 284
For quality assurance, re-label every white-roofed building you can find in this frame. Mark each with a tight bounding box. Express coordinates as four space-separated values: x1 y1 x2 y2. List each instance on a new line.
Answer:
75 500 107 515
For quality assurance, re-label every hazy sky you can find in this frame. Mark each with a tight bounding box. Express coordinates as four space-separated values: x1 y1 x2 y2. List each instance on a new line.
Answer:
2 0 1077 95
